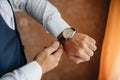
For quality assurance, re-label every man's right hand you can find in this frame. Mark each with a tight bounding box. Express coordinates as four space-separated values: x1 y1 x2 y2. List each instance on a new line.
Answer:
34 41 63 74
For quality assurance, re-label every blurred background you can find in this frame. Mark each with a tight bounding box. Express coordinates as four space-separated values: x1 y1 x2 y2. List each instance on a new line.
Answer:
15 0 110 80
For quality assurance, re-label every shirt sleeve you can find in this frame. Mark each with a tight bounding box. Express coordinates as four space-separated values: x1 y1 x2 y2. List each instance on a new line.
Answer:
0 61 42 80
9 0 71 38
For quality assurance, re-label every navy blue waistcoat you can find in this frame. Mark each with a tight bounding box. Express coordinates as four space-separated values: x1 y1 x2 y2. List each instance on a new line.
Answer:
0 1 26 77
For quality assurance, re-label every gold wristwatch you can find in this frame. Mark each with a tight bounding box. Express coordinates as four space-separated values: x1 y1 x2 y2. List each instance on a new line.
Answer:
57 28 76 44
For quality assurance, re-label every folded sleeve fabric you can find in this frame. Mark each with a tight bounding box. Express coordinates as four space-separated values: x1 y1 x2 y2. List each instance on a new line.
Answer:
0 61 42 80
9 0 71 38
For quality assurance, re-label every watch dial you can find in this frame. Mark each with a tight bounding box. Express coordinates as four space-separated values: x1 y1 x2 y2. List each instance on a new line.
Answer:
63 28 73 39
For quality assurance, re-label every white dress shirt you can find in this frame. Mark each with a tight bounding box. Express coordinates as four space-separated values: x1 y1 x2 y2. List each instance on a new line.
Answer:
0 0 71 80
0 61 42 80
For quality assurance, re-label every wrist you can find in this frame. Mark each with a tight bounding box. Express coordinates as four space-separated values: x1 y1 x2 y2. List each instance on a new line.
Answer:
35 59 46 74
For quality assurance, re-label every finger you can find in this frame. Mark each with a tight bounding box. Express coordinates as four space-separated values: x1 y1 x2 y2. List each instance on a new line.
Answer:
75 50 90 61
53 48 63 61
44 41 60 55
79 34 96 44
88 36 96 44
88 43 97 51
75 37 96 51
83 39 97 51
69 56 85 64
85 47 94 57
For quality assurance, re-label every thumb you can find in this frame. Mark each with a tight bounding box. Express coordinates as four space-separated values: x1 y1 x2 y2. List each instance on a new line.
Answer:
44 41 60 55
53 48 63 61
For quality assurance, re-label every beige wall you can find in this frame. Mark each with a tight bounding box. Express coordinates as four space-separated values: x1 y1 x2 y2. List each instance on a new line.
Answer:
15 0 110 80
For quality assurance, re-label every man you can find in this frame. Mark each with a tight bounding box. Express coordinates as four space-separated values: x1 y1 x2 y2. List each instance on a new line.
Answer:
0 0 97 80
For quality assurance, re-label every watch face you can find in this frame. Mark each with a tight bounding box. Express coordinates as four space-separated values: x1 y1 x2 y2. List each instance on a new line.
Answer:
63 28 74 39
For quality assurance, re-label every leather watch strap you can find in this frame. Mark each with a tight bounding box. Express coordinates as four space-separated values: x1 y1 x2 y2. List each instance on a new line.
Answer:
57 32 65 44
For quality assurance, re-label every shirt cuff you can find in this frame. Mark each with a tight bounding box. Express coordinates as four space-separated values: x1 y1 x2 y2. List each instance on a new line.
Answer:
45 17 71 38
19 61 42 80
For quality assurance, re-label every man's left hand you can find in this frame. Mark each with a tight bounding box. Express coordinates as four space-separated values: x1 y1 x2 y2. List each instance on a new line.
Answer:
63 32 97 64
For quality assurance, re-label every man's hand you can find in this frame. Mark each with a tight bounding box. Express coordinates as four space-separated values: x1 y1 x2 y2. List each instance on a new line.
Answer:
34 41 63 74
63 32 97 64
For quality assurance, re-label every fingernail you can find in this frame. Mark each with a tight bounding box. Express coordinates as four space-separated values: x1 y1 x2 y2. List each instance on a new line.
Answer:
53 41 59 47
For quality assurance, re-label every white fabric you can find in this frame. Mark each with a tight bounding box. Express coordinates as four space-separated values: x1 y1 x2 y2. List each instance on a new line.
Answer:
0 0 15 29
0 61 42 80
0 0 70 38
